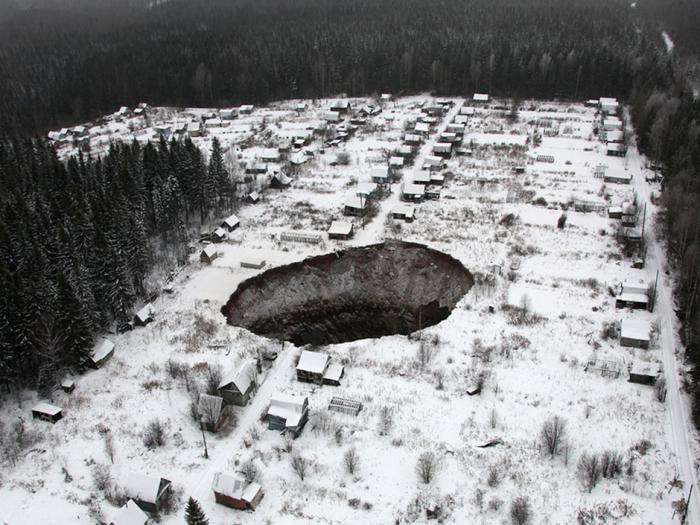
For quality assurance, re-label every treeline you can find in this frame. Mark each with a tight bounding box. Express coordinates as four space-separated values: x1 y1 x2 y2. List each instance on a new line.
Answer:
628 63 700 425
0 136 234 393
0 0 650 134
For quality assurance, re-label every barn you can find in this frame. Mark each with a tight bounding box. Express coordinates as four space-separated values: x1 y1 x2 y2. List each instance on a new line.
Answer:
200 245 218 264
109 499 149 525
620 319 651 349
328 221 354 240
124 473 172 515
212 472 264 511
89 339 115 369
219 361 257 406
267 393 309 437
31 402 63 423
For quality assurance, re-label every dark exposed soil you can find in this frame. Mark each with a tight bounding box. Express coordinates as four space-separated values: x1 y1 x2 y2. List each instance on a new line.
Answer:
221 240 473 345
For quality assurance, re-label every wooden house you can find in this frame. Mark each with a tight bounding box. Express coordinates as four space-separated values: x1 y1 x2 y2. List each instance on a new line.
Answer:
446 123 466 136
246 163 268 175
620 319 651 349
89 339 115 369
134 304 154 326
608 206 623 219
414 122 431 135
328 221 354 240
411 171 431 185
212 472 264 511
404 133 422 146
221 214 240 232
218 361 257 406
392 203 416 222
187 122 202 137
606 143 627 157
430 173 445 185
200 245 218 264
296 350 331 384
322 364 345 386
270 172 291 189
211 227 228 243
124 473 172 515
389 156 404 169
604 171 632 184
344 195 367 217
239 105 254 114
401 183 425 202
432 142 452 158
599 97 619 115
616 281 649 310
260 148 281 163
370 166 390 184
425 186 441 200
603 117 623 132
267 393 309 437
398 145 414 157
621 203 637 227
198 393 226 432
323 111 341 123
422 156 445 171
61 379 75 393
629 361 660 385
109 499 150 525
31 402 63 423
331 100 351 114
220 108 237 120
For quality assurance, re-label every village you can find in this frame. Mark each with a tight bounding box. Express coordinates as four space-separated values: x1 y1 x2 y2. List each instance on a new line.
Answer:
0 92 690 524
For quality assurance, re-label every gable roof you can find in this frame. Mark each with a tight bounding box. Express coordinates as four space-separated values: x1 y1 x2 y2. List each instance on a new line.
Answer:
92 339 115 363
201 244 217 259
125 473 167 504
223 214 240 229
110 500 149 525
212 472 262 502
297 350 330 374
198 394 224 425
219 360 256 394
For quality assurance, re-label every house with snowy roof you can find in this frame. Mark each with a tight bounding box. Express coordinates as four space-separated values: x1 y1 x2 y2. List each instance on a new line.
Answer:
218 360 257 406
221 214 240 232
266 393 309 437
620 319 652 349
89 338 115 369
109 499 150 525
124 473 172 514
212 472 264 510
296 350 344 386
198 393 227 432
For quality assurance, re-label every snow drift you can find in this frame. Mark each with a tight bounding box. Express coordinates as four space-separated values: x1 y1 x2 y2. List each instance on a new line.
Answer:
222 240 473 345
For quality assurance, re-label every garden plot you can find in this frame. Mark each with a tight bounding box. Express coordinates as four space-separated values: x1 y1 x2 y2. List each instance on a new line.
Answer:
0 96 688 525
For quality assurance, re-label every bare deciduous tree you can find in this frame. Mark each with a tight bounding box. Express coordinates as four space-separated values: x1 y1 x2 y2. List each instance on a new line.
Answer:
577 452 602 492
344 447 360 475
104 431 115 464
541 415 566 458
240 459 261 482
416 451 439 484
377 406 394 436
291 454 308 481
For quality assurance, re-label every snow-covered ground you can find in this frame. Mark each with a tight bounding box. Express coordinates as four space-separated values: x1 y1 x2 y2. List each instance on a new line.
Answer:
2 96 697 524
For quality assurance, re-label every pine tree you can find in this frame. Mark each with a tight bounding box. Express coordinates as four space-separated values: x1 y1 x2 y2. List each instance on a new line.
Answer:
184 497 209 525
55 271 94 368
209 137 231 212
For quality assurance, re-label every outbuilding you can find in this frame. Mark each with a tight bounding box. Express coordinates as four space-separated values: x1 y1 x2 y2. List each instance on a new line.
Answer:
109 500 150 525
422 156 445 171
473 93 489 103
267 393 309 437
246 191 261 204
200 245 218 264
260 148 281 163
606 143 627 157
270 172 291 189
221 214 240 232
328 221 354 240
211 227 228 243
31 402 63 423
604 171 632 184
240 256 266 269
89 339 115 369
323 111 341 123
212 472 264 511
331 100 352 114
219 360 257 406
124 473 172 515
629 360 661 385
134 304 154 326
620 319 651 349
411 171 432 185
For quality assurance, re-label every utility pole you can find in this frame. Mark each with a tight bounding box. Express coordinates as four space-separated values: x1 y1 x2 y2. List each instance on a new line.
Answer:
652 269 659 313
200 423 209 459
682 484 693 524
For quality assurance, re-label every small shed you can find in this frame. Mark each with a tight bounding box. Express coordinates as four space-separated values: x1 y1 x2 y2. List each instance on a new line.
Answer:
616 281 649 310
629 361 661 385
31 402 63 423
134 304 154 326
239 105 254 114
219 360 257 406
344 195 367 217
402 183 426 202
411 171 431 185
323 363 345 386
473 93 489 103
328 221 354 240
260 148 281 163
246 191 261 204
608 206 623 219
109 499 150 525
89 339 115 369
331 100 351 114
125 473 172 515
267 393 309 437
221 214 240 232
392 203 416 222
200 245 218 264
296 350 331 384
240 256 266 269
422 156 444 171
61 379 75 393
430 173 445 186
212 472 264 511
323 111 341 123
198 394 226 432
389 156 404 168
370 166 390 184
432 142 452 158
620 319 651 349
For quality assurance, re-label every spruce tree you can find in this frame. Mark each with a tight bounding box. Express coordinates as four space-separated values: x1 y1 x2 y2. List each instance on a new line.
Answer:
184 497 209 525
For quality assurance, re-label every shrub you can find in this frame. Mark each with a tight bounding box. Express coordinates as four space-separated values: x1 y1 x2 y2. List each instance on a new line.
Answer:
416 451 439 484
336 152 351 165
578 452 602 492
143 419 167 449
92 463 113 492
500 213 518 227
344 447 360 475
541 415 567 459
557 213 567 229
510 496 531 525
291 454 309 480
240 459 261 482
377 406 394 436
487 465 501 487
348 498 361 509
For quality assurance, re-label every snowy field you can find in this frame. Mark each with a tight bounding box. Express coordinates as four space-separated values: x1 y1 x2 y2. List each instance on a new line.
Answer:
1 95 695 524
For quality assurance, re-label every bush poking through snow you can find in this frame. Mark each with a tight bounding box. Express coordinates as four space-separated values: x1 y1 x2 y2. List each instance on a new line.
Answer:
92 463 112 492
600 450 623 478
557 213 567 229
143 419 167 449
291 454 309 480
344 447 360 475
600 321 618 340
654 376 666 402
487 464 501 487
240 459 261 482
416 451 439 484
540 415 567 459
510 496 531 525
377 406 394 436
578 452 603 493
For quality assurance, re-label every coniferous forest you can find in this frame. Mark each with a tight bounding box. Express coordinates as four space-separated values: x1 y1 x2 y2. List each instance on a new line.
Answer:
2 0 700 427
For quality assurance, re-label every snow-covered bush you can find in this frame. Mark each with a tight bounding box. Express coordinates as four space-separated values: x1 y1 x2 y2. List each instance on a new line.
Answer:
143 419 167 449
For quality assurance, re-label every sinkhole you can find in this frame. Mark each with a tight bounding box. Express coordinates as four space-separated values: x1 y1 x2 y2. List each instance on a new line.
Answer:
221 240 473 346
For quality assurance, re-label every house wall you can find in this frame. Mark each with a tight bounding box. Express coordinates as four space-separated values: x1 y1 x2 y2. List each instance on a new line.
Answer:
219 384 253 406
629 373 656 385
214 491 248 510
297 369 324 384
620 337 649 349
